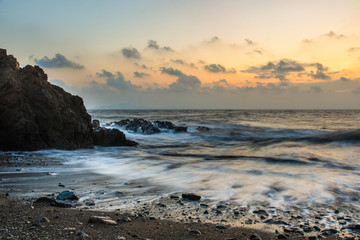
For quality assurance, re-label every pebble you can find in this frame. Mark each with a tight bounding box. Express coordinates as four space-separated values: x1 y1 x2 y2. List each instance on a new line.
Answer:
249 233 262 240
89 216 117 225
76 231 89 239
57 190 80 201
182 193 201 201
215 224 227 229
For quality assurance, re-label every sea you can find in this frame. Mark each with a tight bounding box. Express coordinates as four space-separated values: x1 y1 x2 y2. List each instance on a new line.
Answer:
1 109 360 212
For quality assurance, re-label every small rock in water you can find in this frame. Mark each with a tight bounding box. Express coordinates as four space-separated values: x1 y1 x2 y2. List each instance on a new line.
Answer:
89 216 117 225
85 201 95 206
58 183 65 188
182 193 201 201
197 126 210 132
57 190 80 201
16 168 25 172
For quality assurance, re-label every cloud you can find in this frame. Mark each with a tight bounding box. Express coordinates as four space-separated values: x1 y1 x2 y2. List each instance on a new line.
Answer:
310 71 331 80
168 75 201 92
121 47 141 59
349 47 360 53
309 63 328 71
160 67 185 77
171 59 197 68
207 36 220 44
133 71 150 78
245 38 255 45
204 64 236 74
146 40 174 52
323 31 345 39
340 77 350 81
242 59 305 81
97 70 140 91
34 53 84 69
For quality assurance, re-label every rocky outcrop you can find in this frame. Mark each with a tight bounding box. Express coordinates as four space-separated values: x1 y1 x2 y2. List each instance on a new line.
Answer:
92 128 138 147
0 48 93 150
112 118 187 134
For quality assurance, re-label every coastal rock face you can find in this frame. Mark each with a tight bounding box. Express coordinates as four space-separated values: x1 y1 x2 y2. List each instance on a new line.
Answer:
0 48 93 150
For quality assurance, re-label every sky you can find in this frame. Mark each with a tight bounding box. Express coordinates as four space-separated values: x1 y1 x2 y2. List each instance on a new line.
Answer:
1 0 360 109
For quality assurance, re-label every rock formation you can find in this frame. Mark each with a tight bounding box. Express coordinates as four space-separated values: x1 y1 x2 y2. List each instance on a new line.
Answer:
0 48 93 150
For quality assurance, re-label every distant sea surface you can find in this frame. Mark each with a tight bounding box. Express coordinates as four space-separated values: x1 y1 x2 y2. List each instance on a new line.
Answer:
2 109 360 210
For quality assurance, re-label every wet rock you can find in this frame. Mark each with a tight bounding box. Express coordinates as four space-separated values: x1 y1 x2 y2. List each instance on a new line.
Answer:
92 128 138 146
0 49 93 151
321 228 338 236
117 217 132 223
57 191 80 201
182 193 201 201
308 236 318 240
153 120 176 130
217 204 227 210
200 203 209 208
253 209 268 216
169 195 179 200
58 183 65 188
346 224 360 231
245 219 253 224
215 224 227 230
92 120 100 129
34 197 56 204
89 216 117 225
114 118 160 134
249 233 262 240
174 126 187 132
85 201 95 206
197 126 210 132
277 234 288 239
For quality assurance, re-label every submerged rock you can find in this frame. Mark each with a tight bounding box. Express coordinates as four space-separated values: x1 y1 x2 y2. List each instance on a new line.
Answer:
0 48 93 150
92 128 138 146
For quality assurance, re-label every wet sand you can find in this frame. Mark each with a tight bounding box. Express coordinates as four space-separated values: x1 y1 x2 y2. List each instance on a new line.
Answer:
1 153 359 239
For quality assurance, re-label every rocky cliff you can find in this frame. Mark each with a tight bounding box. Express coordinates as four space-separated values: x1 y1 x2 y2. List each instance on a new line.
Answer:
0 49 93 150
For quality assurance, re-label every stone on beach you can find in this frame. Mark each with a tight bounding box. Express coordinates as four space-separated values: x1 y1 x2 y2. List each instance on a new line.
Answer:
57 191 80 201
88 216 117 225
182 193 201 201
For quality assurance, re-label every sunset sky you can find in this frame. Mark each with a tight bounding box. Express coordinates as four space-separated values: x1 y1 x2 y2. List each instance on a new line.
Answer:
1 0 359 109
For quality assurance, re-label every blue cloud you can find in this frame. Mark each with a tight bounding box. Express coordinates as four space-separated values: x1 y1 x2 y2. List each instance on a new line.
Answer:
35 54 84 69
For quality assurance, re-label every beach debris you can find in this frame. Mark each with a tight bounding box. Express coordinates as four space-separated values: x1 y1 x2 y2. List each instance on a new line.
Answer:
56 191 80 201
89 216 117 225
182 193 201 201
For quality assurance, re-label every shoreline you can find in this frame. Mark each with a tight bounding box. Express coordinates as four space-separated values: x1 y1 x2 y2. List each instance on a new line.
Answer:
1 153 359 239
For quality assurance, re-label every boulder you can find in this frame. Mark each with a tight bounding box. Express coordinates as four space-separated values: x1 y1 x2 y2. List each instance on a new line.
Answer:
92 128 138 147
57 190 80 201
0 49 93 150
113 118 160 134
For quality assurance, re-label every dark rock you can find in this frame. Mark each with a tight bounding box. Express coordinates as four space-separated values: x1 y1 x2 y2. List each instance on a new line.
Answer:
76 231 89 239
169 195 179 200
308 237 318 240
197 126 210 132
249 233 262 240
277 234 288 239
0 49 93 150
217 204 227 210
56 190 80 201
34 197 55 204
114 118 160 134
321 228 338 236
89 216 117 225
182 193 201 201
153 120 176 130
92 128 138 146
85 201 95 206
253 209 269 216
245 219 253 224
200 203 209 208
346 224 360 231
92 120 100 129
215 224 227 230
174 126 187 132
